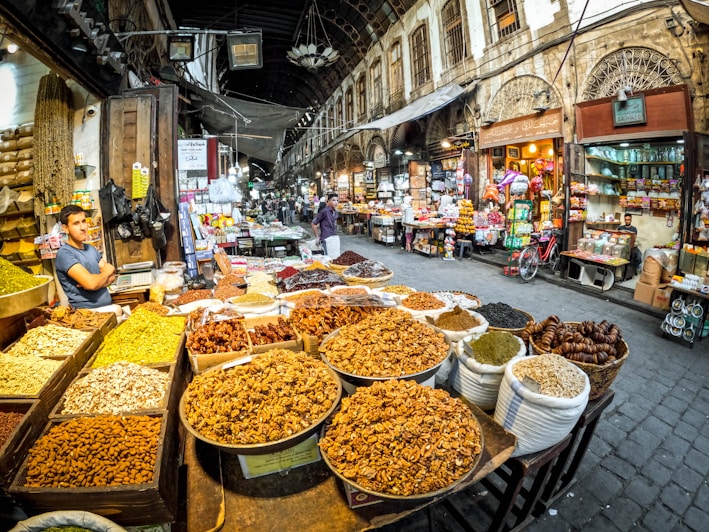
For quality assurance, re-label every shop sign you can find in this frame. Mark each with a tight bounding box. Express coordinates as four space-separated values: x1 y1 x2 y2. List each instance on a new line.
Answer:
479 109 562 149
372 145 387 168
178 139 208 170
612 95 647 127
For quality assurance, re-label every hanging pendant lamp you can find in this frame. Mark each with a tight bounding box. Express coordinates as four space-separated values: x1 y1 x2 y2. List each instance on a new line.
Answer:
286 1 339 71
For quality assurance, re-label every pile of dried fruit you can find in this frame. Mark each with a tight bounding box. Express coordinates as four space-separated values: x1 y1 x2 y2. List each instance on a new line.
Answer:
183 349 339 445
187 318 249 354
48 306 112 329
248 317 297 345
288 295 387 337
526 316 624 365
330 250 367 266
320 379 482 496
401 292 446 311
322 308 448 377
172 289 214 306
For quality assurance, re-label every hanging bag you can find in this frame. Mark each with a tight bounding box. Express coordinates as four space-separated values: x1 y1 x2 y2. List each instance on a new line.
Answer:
99 179 132 223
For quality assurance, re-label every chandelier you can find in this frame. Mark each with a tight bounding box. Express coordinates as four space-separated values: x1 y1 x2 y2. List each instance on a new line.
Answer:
286 1 339 71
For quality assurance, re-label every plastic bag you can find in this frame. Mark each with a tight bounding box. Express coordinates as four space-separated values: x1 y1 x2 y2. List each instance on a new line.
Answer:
209 177 239 203
0 185 19 214
99 179 132 223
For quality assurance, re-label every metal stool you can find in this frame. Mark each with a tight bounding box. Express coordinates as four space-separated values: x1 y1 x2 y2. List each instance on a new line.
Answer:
458 239 473 258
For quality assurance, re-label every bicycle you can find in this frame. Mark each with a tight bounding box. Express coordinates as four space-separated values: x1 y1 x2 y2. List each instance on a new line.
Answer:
518 229 563 281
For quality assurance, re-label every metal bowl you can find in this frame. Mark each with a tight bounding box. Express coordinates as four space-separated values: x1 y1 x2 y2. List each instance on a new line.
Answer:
320 400 484 501
179 357 342 455
319 326 449 388
0 275 53 319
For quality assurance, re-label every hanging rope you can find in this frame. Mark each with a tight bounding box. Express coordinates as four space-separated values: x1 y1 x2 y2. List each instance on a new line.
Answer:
33 73 74 227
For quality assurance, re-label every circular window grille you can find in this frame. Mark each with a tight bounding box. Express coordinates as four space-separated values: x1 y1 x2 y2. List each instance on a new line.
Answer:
583 47 683 100
488 76 560 122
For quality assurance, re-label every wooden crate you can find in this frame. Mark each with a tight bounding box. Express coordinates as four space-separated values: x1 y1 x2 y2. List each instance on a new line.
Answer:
48 364 176 419
244 315 302 354
70 328 103 371
0 400 45 488
0 356 78 414
9 411 180 525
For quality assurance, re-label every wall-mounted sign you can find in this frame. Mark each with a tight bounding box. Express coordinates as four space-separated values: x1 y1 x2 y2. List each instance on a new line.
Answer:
612 95 647 127
178 139 208 170
479 108 563 149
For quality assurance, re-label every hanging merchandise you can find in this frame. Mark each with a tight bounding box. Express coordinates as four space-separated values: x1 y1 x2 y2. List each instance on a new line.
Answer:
131 162 150 199
483 184 500 203
98 178 132 224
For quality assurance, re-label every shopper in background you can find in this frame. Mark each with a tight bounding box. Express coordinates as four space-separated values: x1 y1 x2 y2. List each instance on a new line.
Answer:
287 196 296 224
312 194 320 215
437 189 455 216
401 195 414 252
617 213 642 275
55 205 116 309
312 193 341 258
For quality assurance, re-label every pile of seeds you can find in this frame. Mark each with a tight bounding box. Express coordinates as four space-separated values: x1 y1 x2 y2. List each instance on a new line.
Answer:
0 257 43 295
476 302 530 329
512 354 586 398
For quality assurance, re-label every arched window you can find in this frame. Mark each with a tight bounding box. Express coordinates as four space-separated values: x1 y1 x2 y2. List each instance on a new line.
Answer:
370 59 383 117
442 0 465 67
390 41 404 103
356 74 367 122
410 25 431 88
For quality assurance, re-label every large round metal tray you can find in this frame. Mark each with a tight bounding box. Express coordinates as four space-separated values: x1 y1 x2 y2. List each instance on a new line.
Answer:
320 399 484 501
179 356 342 455
319 325 449 388
0 275 53 319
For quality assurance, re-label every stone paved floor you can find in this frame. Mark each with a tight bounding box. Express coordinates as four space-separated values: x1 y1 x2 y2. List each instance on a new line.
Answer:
336 232 708 531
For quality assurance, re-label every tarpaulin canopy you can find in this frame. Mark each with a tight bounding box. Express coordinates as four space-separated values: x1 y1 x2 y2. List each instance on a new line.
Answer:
182 82 306 163
679 0 709 25
351 83 464 130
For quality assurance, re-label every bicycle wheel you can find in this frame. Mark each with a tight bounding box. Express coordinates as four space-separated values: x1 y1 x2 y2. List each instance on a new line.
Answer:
518 246 539 281
547 243 560 272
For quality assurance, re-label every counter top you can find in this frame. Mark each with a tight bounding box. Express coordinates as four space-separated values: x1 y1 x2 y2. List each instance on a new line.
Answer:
184 402 516 531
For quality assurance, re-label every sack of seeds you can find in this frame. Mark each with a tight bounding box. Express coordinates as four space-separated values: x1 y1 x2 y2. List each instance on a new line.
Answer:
495 353 589 456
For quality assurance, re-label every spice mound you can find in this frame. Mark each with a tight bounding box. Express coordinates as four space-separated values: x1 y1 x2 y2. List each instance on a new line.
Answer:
434 306 481 331
477 303 530 329
60 362 170 415
23 415 161 488
469 330 521 365
319 379 482 497
322 308 448 377
513 353 586 398
331 250 368 266
401 291 446 311
183 349 340 445
342 259 391 279
173 289 214 307
0 256 43 296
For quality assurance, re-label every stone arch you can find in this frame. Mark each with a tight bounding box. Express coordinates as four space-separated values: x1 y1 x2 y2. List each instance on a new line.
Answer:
487 76 561 122
582 46 684 100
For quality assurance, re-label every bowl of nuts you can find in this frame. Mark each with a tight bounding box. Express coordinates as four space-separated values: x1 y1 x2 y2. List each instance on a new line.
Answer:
319 379 484 500
180 349 342 454
319 308 450 390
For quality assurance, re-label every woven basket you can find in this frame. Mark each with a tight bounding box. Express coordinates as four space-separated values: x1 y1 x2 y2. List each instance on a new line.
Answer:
344 272 394 288
530 328 629 401
328 263 349 273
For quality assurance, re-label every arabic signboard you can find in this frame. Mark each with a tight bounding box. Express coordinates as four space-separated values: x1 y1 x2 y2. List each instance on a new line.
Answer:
612 95 647 127
178 139 208 170
478 108 563 149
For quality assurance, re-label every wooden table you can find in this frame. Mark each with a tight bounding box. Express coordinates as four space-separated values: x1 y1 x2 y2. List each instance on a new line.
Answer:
183 403 516 532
